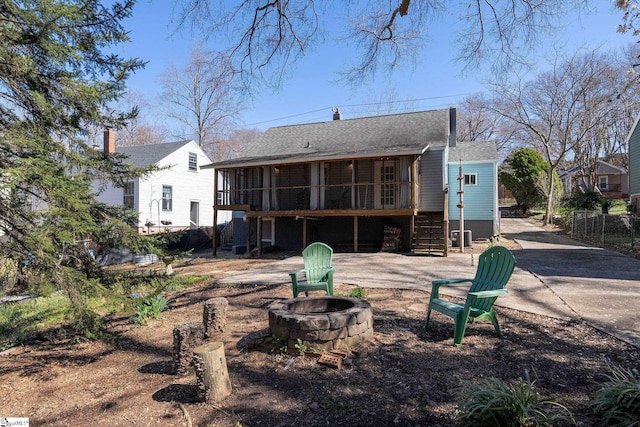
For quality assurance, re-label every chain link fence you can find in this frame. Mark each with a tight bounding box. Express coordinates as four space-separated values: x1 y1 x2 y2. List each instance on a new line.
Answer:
571 210 640 257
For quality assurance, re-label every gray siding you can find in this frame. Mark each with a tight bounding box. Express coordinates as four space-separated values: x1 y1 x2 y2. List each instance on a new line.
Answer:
419 149 445 211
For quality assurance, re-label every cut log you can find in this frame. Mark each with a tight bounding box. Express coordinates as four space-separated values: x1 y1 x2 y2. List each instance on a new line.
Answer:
203 297 228 339
193 342 232 403
172 322 205 375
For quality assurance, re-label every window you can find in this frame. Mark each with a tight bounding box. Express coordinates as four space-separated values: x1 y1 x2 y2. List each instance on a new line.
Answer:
464 173 477 186
162 185 172 211
598 176 608 190
188 152 198 171
123 182 134 209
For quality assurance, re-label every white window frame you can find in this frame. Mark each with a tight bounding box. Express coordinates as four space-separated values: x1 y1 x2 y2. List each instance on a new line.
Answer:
162 185 173 211
464 173 477 186
374 160 397 209
123 181 134 209
598 176 608 190
188 152 198 171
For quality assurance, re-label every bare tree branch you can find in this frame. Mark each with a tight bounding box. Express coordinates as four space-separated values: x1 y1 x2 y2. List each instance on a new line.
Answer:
487 45 640 223
159 45 246 160
171 0 592 88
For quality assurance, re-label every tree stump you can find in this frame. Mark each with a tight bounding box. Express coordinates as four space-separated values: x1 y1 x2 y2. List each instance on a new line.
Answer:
203 297 228 339
192 342 232 403
172 322 205 375
162 256 175 275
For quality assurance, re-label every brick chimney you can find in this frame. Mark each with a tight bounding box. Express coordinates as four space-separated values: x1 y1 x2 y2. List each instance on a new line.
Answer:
333 107 341 120
103 128 115 155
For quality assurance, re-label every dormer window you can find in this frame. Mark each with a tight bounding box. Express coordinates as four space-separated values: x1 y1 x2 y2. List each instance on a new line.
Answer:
188 152 198 171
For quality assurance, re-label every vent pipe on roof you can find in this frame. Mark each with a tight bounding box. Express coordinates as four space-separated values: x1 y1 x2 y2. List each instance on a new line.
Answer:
333 107 341 120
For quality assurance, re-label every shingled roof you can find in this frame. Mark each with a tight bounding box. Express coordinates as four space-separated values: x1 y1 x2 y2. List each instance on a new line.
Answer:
208 109 453 168
117 140 194 168
449 141 499 163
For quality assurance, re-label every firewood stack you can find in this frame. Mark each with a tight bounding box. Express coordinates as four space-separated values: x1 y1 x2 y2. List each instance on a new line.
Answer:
381 225 401 252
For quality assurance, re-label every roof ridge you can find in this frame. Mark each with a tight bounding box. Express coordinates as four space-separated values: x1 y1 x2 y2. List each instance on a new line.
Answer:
267 108 450 130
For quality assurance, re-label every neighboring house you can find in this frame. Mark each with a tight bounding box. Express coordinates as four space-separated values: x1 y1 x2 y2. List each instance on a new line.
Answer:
559 160 629 199
94 129 228 235
448 141 499 239
206 108 499 255
627 113 640 214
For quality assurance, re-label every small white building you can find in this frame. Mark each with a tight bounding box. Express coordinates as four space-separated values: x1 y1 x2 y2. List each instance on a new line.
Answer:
94 129 230 234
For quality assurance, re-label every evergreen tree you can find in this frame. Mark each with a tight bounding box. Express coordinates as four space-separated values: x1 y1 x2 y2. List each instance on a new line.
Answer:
0 1 152 331
500 148 548 214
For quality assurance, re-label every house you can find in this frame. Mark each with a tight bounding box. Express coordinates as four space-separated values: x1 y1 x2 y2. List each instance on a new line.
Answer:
627 113 640 214
94 129 228 236
448 141 499 240
207 108 499 255
559 159 629 200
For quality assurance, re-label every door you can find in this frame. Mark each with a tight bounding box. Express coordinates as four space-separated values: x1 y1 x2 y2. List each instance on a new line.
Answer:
190 201 199 229
261 217 275 245
374 161 397 209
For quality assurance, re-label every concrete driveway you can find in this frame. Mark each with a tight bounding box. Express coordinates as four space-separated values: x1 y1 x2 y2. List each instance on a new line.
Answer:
218 217 640 347
502 217 640 348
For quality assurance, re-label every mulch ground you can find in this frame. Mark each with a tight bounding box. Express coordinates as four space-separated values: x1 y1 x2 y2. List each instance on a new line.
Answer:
1 247 639 426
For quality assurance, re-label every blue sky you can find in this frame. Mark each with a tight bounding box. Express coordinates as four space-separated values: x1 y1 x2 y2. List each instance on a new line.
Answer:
120 2 636 135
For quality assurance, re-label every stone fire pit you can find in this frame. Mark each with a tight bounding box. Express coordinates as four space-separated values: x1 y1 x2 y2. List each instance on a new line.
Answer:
268 296 373 352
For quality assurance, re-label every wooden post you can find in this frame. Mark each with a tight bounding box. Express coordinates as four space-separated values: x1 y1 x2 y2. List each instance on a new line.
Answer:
203 297 228 340
257 216 262 255
443 184 449 257
302 217 307 249
411 156 419 209
354 216 359 253
245 215 251 255
193 342 232 403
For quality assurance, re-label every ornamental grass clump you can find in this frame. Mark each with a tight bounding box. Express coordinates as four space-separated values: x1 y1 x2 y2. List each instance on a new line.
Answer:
591 365 640 427
135 295 169 325
455 376 573 426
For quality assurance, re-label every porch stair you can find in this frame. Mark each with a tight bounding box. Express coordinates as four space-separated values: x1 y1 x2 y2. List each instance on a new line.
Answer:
218 221 234 251
412 212 447 256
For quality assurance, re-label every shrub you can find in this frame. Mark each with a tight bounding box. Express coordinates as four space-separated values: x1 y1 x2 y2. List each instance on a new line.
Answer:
456 376 572 426
591 365 640 427
564 190 604 211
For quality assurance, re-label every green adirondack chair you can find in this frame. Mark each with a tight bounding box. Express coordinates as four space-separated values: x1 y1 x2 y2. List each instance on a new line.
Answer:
289 242 336 298
425 246 516 346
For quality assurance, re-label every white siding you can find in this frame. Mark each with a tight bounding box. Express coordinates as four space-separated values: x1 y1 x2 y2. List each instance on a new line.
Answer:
94 140 230 228
141 141 215 228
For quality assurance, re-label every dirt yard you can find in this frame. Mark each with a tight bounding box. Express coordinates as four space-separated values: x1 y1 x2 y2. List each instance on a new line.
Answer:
1 242 639 426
